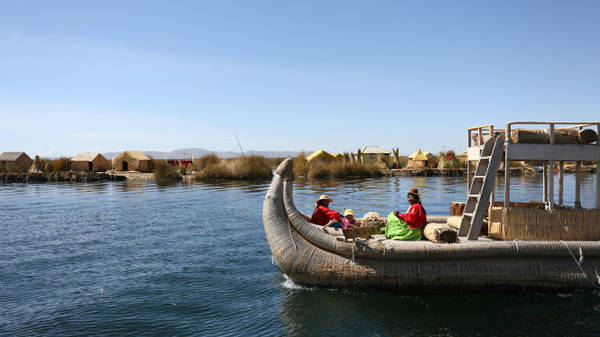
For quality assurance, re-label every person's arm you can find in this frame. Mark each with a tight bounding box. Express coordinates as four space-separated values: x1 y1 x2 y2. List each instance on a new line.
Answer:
401 205 424 227
399 205 419 224
322 219 337 228
324 208 341 222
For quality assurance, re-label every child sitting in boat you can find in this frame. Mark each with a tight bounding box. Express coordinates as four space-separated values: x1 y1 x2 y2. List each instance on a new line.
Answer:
385 188 427 240
342 209 356 229
311 194 342 228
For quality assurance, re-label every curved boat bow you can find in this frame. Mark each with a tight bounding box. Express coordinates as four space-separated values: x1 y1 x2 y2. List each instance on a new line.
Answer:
263 158 600 291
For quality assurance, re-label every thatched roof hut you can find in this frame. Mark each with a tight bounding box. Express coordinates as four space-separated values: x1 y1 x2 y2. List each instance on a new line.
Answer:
360 146 390 165
306 150 335 163
112 151 151 172
71 152 109 171
331 153 345 161
0 152 33 170
408 149 435 168
458 149 468 163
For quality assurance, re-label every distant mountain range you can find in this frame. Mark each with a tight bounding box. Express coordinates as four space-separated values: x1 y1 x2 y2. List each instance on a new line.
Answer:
101 148 306 159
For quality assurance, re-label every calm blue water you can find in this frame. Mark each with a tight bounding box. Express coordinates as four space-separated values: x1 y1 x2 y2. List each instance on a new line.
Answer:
1 174 599 336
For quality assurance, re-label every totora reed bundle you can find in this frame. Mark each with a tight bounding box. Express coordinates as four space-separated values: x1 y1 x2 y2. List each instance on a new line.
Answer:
423 223 458 243
510 128 598 144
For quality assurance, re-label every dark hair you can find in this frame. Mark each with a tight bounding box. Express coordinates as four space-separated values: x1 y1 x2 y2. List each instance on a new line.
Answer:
317 199 328 206
407 193 420 201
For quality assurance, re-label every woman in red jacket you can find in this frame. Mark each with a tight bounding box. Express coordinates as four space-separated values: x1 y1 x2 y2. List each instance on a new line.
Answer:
393 188 427 229
310 195 342 228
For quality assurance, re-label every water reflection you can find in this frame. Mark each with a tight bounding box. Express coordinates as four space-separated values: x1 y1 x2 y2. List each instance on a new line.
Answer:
277 279 600 336
188 179 271 195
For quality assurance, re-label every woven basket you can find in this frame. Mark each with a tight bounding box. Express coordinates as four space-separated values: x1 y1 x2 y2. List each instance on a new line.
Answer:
342 226 382 239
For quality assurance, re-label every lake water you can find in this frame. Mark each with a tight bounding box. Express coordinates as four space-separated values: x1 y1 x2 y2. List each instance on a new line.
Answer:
1 173 600 336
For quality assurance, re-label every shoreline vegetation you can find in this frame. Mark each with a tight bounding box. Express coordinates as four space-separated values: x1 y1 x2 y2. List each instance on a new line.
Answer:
0 152 597 183
192 155 273 180
0 171 126 183
293 152 383 179
152 155 274 183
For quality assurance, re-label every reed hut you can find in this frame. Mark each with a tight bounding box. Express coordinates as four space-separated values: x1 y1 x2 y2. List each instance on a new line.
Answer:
306 150 335 163
359 146 390 165
458 149 468 164
71 152 109 171
0 152 33 170
112 151 151 172
331 153 345 161
407 149 434 168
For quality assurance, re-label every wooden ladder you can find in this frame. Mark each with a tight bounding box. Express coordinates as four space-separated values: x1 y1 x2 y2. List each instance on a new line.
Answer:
458 134 505 240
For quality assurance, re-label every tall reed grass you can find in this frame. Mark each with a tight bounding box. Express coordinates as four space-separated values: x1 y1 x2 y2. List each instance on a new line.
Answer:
194 155 272 180
437 150 465 169
153 160 182 184
0 163 26 173
294 158 383 179
37 157 71 172
293 152 308 179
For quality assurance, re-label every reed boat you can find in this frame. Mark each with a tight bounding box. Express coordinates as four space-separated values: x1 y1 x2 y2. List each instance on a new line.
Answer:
263 121 600 292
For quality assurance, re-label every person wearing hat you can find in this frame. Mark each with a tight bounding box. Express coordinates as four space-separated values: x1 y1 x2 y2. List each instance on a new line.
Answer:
310 195 342 228
394 188 427 229
385 188 427 240
342 209 356 230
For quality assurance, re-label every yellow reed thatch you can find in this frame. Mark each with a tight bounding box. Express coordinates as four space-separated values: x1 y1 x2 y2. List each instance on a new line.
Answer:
306 150 334 162
408 149 432 161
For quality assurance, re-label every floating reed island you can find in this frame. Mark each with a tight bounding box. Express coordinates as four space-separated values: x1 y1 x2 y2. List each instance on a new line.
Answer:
294 147 553 178
192 155 273 180
263 121 600 292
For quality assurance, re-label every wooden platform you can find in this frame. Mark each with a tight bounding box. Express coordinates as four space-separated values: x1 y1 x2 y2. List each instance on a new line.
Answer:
466 121 600 211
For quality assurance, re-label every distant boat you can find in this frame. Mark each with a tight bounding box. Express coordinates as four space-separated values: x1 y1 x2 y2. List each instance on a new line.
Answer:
263 158 600 292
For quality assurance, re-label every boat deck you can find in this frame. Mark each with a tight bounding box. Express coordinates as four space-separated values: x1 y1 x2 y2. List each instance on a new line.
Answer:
323 226 499 245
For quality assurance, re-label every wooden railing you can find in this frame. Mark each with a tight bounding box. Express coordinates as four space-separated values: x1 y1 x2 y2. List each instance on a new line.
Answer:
502 121 600 210
467 124 506 147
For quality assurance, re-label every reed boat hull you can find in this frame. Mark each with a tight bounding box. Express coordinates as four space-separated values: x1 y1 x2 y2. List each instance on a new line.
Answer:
263 159 600 292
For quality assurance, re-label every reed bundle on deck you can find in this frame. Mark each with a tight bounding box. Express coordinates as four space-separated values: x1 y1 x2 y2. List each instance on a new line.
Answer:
423 223 458 243
510 128 598 144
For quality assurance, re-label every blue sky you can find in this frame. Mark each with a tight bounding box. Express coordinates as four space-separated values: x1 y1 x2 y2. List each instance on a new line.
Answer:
1 1 598 157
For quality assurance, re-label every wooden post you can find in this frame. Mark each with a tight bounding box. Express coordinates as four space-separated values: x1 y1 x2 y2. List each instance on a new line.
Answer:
543 162 548 203
490 183 495 218
490 125 496 213
468 129 472 148
467 160 471 193
597 123 600 208
597 159 600 209
575 161 582 208
504 123 511 208
467 129 472 193
559 161 564 207
548 124 555 209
